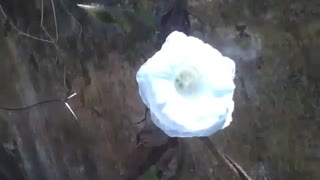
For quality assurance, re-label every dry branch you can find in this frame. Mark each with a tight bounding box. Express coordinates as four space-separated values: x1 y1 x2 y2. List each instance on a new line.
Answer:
0 0 59 44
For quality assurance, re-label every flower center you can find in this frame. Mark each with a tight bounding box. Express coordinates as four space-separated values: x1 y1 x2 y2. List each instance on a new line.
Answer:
174 66 203 97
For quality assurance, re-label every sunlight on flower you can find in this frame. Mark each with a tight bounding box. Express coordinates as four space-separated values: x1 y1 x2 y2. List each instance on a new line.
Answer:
136 31 236 137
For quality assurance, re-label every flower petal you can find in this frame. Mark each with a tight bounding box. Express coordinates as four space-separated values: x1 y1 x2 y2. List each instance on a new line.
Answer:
161 91 225 131
136 31 236 137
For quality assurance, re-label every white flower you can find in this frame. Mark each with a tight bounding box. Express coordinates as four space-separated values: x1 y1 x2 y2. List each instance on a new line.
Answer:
136 31 236 137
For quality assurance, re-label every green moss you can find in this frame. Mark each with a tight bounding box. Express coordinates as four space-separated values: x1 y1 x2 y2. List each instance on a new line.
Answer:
144 167 159 180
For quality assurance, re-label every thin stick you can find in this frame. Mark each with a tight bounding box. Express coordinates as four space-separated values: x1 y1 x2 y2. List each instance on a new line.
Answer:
50 0 59 41
59 0 82 38
40 0 44 26
135 107 149 124
65 102 78 120
42 26 55 42
40 0 55 42
199 137 252 180
0 4 53 43
0 3 7 18
12 24 53 43
40 0 59 43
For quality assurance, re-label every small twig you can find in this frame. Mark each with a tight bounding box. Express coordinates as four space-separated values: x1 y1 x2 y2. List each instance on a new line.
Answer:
135 107 150 124
0 3 53 43
0 92 78 121
40 0 59 42
65 102 78 120
42 26 55 41
199 137 252 180
50 0 59 41
224 154 252 180
0 99 61 111
12 24 54 43
59 0 82 38
0 3 7 18
40 0 44 26
40 0 57 43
